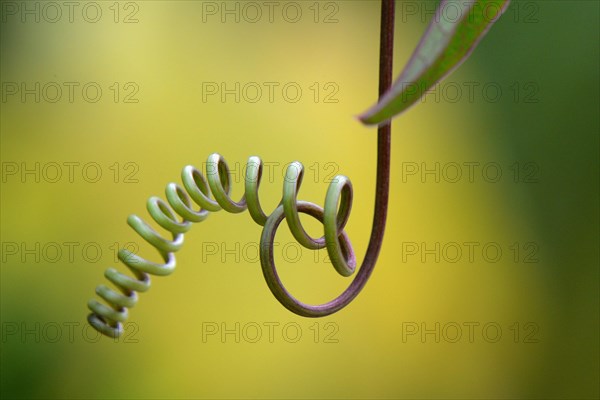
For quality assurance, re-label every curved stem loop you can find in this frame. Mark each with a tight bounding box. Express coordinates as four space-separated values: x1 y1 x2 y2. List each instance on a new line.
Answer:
259 0 395 316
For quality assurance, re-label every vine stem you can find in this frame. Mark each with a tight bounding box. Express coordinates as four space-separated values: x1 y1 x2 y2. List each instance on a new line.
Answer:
341 0 394 303
370 0 394 262
259 0 395 316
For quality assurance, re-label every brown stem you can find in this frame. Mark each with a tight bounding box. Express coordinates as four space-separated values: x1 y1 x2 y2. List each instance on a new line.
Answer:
327 0 394 309
259 0 395 316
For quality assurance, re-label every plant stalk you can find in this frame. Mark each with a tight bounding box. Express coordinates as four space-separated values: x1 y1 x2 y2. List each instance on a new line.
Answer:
259 0 395 316
345 0 394 301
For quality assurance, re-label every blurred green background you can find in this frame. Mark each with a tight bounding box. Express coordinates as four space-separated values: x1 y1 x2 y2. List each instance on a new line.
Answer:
0 1 598 398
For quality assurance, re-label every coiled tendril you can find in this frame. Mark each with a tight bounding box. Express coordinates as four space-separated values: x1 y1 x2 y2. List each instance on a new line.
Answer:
88 154 358 337
88 0 395 338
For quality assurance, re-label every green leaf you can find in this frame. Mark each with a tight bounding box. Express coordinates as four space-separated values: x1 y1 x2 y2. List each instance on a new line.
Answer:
359 0 511 126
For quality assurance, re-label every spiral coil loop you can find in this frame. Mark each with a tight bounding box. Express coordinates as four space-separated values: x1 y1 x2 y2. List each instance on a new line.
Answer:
88 153 356 337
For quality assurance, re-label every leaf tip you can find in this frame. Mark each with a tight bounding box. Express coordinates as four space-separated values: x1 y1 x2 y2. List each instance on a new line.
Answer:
357 106 384 126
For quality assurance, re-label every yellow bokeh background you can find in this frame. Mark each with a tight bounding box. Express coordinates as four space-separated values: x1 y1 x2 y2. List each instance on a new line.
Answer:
1 1 598 399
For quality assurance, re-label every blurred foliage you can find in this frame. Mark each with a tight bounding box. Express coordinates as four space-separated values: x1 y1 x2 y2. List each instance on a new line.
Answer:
0 1 598 399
